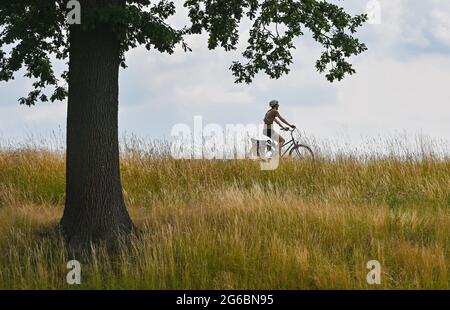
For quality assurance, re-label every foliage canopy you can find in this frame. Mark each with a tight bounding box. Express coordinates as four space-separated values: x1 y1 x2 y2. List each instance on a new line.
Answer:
0 0 367 106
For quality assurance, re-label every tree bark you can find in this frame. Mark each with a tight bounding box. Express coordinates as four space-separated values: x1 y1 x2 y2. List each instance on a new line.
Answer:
60 0 134 245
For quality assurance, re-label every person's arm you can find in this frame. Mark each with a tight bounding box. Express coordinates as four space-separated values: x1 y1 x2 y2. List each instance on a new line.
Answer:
274 118 286 129
276 112 295 128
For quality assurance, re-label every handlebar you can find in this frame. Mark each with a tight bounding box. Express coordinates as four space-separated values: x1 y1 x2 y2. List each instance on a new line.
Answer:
281 127 301 140
281 127 296 132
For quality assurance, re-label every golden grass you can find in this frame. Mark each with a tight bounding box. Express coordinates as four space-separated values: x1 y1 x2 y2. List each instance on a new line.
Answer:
0 138 448 289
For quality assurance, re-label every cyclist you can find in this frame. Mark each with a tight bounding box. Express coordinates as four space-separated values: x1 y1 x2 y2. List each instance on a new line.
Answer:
263 100 296 154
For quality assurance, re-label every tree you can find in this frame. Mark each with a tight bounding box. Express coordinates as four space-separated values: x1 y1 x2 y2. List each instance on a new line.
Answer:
0 0 367 245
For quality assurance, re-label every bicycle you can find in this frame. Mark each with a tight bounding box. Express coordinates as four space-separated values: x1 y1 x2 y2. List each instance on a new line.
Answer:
251 127 315 160
279 127 315 159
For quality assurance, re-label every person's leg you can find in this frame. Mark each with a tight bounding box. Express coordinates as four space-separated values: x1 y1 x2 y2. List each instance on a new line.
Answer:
271 130 284 155
262 126 272 159
263 125 272 142
279 136 285 154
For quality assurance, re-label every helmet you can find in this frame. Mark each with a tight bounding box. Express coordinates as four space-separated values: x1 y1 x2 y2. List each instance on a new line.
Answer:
269 100 279 108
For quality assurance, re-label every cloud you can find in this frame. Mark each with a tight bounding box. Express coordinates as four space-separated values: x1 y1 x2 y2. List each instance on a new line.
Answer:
431 9 450 46
1 0 449 149
285 53 450 141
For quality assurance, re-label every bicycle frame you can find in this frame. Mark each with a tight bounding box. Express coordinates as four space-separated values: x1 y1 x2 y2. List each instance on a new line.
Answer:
263 127 313 160
279 129 298 157
267 128 298 158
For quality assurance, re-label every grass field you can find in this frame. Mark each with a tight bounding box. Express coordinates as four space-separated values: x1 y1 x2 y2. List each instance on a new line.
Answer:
0 136 449 289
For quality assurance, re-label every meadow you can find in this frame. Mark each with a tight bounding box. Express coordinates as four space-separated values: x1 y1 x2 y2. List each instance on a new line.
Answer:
0 134 448 289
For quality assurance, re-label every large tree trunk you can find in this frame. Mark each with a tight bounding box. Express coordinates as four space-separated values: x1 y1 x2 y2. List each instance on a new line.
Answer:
61 0 134 245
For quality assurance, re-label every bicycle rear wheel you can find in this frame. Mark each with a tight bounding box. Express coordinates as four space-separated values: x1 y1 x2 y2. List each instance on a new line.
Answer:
289 144 314 160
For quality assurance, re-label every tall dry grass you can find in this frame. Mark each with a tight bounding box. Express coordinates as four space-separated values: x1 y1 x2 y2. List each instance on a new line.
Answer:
0 134 448 289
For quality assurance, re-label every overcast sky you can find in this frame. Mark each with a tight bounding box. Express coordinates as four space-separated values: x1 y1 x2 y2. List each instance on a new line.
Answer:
1 0 449 149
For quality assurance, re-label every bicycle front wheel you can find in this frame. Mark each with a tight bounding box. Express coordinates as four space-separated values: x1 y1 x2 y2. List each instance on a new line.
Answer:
289 144 314 160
